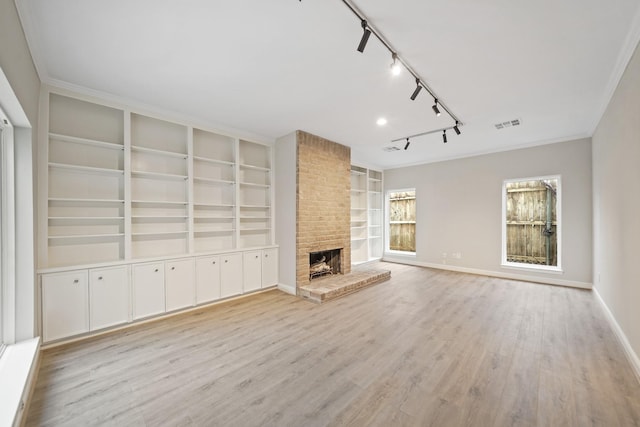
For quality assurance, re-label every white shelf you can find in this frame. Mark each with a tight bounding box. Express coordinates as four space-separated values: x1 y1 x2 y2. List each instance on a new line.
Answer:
131 215 188 219
351 237 367 242
194 216 235 219
131 145 187 159
193 177 235 185
193 202 235 208
240 204 270 209
48 233 124 240
131 170 188 181
193 156 234 166
351 226 367 230
132 200 188 206
240 216 271 219
49 198 124 204
194 230 235 235
131 231 188 237
350 189 366 193
49 133 124 151
239 163 270 172
48 216 124 221
240 227 271 232
351 208 367 211
239 182 270 188
49 162 123 176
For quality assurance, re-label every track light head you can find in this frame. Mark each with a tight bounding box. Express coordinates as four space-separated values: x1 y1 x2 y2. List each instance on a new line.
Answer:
390 53 401 76
404 138 410 150
432 99 441 116
443 130 447 143
357 20 371 53
410 78 422 101
453 121 461 135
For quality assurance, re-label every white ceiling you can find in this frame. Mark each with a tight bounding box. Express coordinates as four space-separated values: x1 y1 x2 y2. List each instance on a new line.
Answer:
16 0 640 169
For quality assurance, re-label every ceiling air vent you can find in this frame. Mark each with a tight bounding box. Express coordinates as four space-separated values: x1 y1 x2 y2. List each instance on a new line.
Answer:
383 146 401 152
495 118 521 130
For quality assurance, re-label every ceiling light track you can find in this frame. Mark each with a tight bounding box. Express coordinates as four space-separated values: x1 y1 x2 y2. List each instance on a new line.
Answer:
337 0 464 148
390 125 460 144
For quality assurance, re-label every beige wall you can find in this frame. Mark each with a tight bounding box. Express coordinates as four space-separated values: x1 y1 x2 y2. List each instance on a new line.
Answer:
593 40 640 360
0 0 40 123
0 0 40 340
384 138 593 287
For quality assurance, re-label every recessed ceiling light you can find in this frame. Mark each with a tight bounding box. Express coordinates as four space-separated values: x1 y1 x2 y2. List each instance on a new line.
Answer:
376 117 387 126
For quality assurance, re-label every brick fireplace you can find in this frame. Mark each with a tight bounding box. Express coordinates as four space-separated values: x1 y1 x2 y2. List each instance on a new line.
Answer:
296 131 351 289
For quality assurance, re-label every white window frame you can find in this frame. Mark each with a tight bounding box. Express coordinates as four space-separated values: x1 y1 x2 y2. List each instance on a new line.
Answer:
385 188 417 257
501 175 562 273
0 110 16 352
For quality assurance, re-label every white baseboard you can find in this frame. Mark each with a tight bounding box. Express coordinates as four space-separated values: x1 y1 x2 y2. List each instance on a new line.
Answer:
593 288 640 384
382 257 592 289
277 283 297 296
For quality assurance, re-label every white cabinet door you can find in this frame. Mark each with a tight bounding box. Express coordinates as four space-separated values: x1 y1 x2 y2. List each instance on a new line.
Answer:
132 262 165 320
243 251 262 293
42 270 89 342
220 253 243 298
89 265 130 331
196 255 221 304
165 258 195 312
262 248 278 288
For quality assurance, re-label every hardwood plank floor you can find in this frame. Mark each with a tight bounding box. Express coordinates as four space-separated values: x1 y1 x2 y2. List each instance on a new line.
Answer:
26 263 640 426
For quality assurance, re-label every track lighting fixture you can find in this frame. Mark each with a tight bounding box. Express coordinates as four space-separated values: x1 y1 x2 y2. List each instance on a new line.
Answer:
432 99 441 117
410 78 423 101
442 130 447 143
357 20 371 53
323 0 463 146
390 53 401 76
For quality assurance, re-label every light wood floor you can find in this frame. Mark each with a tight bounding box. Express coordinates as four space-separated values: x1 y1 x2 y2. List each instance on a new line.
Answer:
27 263 640 426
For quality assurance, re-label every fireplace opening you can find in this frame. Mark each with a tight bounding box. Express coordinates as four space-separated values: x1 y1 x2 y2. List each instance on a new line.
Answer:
309 249 342 280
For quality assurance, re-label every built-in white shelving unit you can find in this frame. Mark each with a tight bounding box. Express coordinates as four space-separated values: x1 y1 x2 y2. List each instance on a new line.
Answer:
39 88 279 345
47 94 126 267
350 165 383 265
367 169 383 260
42 91 274 268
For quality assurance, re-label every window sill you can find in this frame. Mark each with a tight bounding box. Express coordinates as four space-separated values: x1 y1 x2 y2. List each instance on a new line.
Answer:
501 262 564 274
0 337 40 427
384 251 416 258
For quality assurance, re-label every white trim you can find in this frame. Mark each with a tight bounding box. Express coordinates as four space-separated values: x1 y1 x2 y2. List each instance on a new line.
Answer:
0 114 16 346
501 262 563 274
501 175 562 271
277 283 296 296
0 337 40 427
593 287 640 384
385 188 416 255
382 256 592 289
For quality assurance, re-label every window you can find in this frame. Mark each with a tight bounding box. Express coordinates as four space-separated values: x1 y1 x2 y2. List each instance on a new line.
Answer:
502 176 561 271
387 189 416 254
